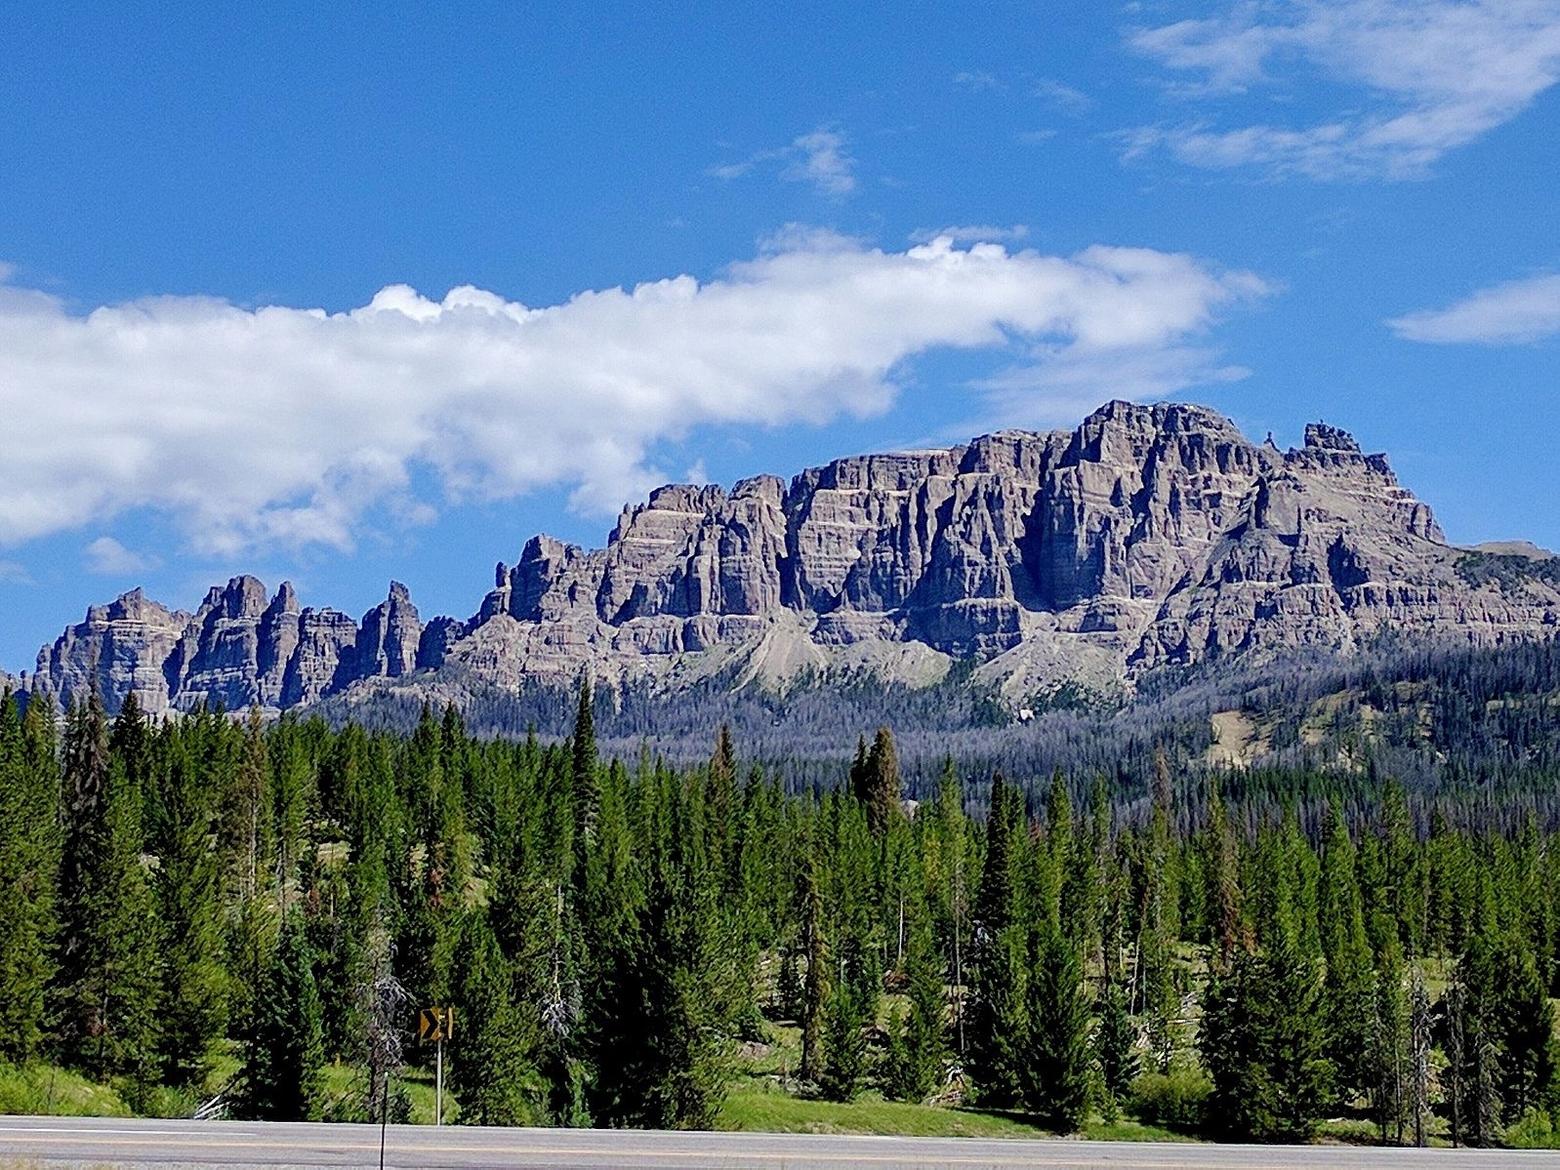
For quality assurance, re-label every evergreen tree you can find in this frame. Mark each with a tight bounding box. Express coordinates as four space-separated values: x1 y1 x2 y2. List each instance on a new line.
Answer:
1094 975 1139 1103
236 919 325 1121
450 914 539 1125
1366 934 1409 1145
1199 775 1242 969
883 895 945 1101
1318 804 1374 1103
858 728 901 837
798 855 827 1083
150 740 228 1087
571 677 598 893
1202 939 1332 1143
54 689 161 1085
1445 928 1556 1140
1021 925 1091 1132
818 981 869 1102
0 690 61 1064
1139 748 1181 1071
968 771 1027 1105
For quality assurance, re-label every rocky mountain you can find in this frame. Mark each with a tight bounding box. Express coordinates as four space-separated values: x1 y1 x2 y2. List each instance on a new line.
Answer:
21 400 1560 718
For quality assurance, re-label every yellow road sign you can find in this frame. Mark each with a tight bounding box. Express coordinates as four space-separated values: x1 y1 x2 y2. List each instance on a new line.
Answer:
418 1006 454 1043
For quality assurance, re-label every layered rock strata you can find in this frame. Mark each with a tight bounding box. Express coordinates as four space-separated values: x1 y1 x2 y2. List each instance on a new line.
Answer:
28 401 1560 715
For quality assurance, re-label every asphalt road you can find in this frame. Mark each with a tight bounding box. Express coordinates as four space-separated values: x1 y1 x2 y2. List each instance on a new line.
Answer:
0 1117 1555 1169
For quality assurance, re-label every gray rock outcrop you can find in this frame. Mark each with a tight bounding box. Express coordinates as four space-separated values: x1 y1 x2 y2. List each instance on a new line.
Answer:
27 401 1560 715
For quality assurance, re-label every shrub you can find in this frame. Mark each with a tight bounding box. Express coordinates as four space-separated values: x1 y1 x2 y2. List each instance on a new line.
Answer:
1126 1068 1212 1132
1506 1109 1560 1149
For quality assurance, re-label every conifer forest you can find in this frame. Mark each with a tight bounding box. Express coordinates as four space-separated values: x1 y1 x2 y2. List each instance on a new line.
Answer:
2 648 1559 1150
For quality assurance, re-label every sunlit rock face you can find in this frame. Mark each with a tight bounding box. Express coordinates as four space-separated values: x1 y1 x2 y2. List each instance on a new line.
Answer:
29 401 1560 715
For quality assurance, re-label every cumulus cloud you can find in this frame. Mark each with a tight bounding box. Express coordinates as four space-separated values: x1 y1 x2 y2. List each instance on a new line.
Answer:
83 536 160 576
710 128 857 195
1126 0 1560 179
0 237 1264 554
1388 273 1560 343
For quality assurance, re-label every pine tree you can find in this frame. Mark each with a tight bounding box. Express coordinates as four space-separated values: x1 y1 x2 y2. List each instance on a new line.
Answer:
883 895 946 1101
150 740 229 1087
798 855 827 1082
1199 775 1242 969
570 676 598 894
968 771 1027 1105
1094 974 1139 1105
859 728 901 837
54 689 161 1085
1365 929 1409 1144
1139 748 1181 1071
450 913 539 1125
818 981 869 1102
1318 803 1374 1104
1022 925 1091 1132
1446 928 1557 1140
0 689 60 1064
1201 938 1332 1143
236 919 326 1121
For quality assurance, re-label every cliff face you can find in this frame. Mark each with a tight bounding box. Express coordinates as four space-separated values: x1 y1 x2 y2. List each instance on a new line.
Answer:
25 401 1560 715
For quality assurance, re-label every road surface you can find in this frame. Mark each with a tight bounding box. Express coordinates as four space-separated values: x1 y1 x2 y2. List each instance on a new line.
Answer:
0 1117 1553 1168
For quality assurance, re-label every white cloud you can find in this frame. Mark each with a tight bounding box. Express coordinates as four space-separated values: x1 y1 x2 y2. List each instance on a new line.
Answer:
1032 78 1093 112
1127 0 1560 179
0 560 31 585
1388 273 1560 343
710 128 857 196
909 224 1030 245
0 238 1264 554
83 536 160 576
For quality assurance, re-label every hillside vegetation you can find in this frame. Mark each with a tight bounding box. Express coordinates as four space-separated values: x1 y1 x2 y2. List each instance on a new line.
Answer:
3 655 1560 1147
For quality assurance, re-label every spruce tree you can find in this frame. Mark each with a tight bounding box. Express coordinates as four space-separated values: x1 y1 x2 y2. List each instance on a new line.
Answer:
450 913 539 1125
1139 748 1181 1071
883 895 946 1101
1094 976 1139 1104
798 855 827 1082
818 981 869 1102
0 690 60 1064
570 676 598 893
861 727 900 837
151 741 229 1087
54 690 161 1084
236 919 326 1121
1319 804 1374 1103
1202 938 1331 1142
1199 775 1242 969
968 771 1027 1105
1021 925 1090 1132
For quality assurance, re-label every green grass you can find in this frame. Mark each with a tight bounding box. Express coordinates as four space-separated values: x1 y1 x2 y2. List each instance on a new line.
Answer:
718 1082 1188 1142
0 1063 131 1118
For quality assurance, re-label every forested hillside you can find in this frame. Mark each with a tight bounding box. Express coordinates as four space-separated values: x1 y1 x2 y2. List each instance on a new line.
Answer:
327 635 1560 827
3 674 1558 1146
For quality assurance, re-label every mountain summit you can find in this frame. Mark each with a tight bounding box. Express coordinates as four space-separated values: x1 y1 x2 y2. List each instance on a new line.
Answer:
26 401 1560 717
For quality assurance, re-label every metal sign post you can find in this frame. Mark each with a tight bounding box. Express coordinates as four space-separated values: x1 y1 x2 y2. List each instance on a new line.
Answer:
418 1007 455 1126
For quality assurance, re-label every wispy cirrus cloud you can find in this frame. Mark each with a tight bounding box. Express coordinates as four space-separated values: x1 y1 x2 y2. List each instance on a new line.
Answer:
83 535 161 576
1389 273 1560 343
909 224 1030 245
0 238 1265 555
1125 0 1560 179
710 127 857 196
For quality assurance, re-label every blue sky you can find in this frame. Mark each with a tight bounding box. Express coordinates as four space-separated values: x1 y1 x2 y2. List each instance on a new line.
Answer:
2 1 1558 670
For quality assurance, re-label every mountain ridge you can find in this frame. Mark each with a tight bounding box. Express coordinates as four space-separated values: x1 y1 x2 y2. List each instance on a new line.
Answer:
19 399 1560 718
